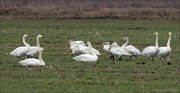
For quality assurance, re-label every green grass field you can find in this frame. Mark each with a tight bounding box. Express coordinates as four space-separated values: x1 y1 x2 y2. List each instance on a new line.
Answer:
0 19 180 93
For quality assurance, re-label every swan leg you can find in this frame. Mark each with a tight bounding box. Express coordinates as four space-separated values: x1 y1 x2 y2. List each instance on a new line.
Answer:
130 56 132 60
163 57 166 60
151 57 154 61
110 55 114 60
28 55 30 58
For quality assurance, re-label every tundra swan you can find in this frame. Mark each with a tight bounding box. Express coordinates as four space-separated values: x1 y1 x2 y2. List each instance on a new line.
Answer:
10 34 30 57
141 32 159 60
74 41 101 55
73 47 98 62
108 42 131 60
19 47 45 66
26 34 43 57
122 37 141 59
158 32 172 60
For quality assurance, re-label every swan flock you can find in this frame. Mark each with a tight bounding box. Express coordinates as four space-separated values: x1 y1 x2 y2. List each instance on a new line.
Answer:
10 32 172 66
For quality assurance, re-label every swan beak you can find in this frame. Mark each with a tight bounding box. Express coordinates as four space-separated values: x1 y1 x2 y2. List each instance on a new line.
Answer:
24 34 28 37
168 32 172 36
155 32 158 35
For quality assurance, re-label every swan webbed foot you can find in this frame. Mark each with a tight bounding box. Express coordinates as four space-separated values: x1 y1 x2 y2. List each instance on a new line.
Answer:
110 55 114 60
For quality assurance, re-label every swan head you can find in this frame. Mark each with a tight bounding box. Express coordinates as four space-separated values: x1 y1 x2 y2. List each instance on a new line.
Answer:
68 40 72 44
87 41 92 46
103 42 110 46
39 47 44 51
155 32 158 36
95 32 99 35
168 32 172 36
23 34 28 37
38 34 43 38
102 42 110 48
122 37 128 40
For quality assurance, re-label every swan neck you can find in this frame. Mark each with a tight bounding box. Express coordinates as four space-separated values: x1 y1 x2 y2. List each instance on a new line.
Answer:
39 50 43 60
37 36 40 48
155 35 159 47
88 43 92 47
23 36 28 46
167 35 171 47
39 50 45 65
122 38 129 47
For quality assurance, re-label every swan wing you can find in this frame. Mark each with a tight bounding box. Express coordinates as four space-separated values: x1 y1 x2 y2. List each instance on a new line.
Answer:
78 46 101 55
110 47 131 56
69 41 86 46
142 46 155 53
141 46 158 57
91 47 101 55
74 45 88 54
73 54 97 62
10 46 29 56
125 45 141 55
158 47 171 57
26 46 39 56
19 58 42 66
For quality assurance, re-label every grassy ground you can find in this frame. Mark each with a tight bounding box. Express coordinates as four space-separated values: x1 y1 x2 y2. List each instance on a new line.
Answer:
0 19 180 93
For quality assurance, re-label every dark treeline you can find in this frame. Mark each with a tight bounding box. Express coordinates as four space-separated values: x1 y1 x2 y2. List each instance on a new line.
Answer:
0 0 179 19
1 0 179 8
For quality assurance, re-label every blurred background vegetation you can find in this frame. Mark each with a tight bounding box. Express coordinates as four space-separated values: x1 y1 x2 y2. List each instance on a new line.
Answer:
0 0 179 19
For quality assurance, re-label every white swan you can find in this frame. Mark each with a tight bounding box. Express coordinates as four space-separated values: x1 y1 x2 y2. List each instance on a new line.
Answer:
102 42 110 52
19 47 45 66
122 37 141 59
74 41 101 55
69 40 86 54
26 35 43 57
73 48 98 62
10 34 30 57
158 32 172 60
108 42 131 60
141 32 160 60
